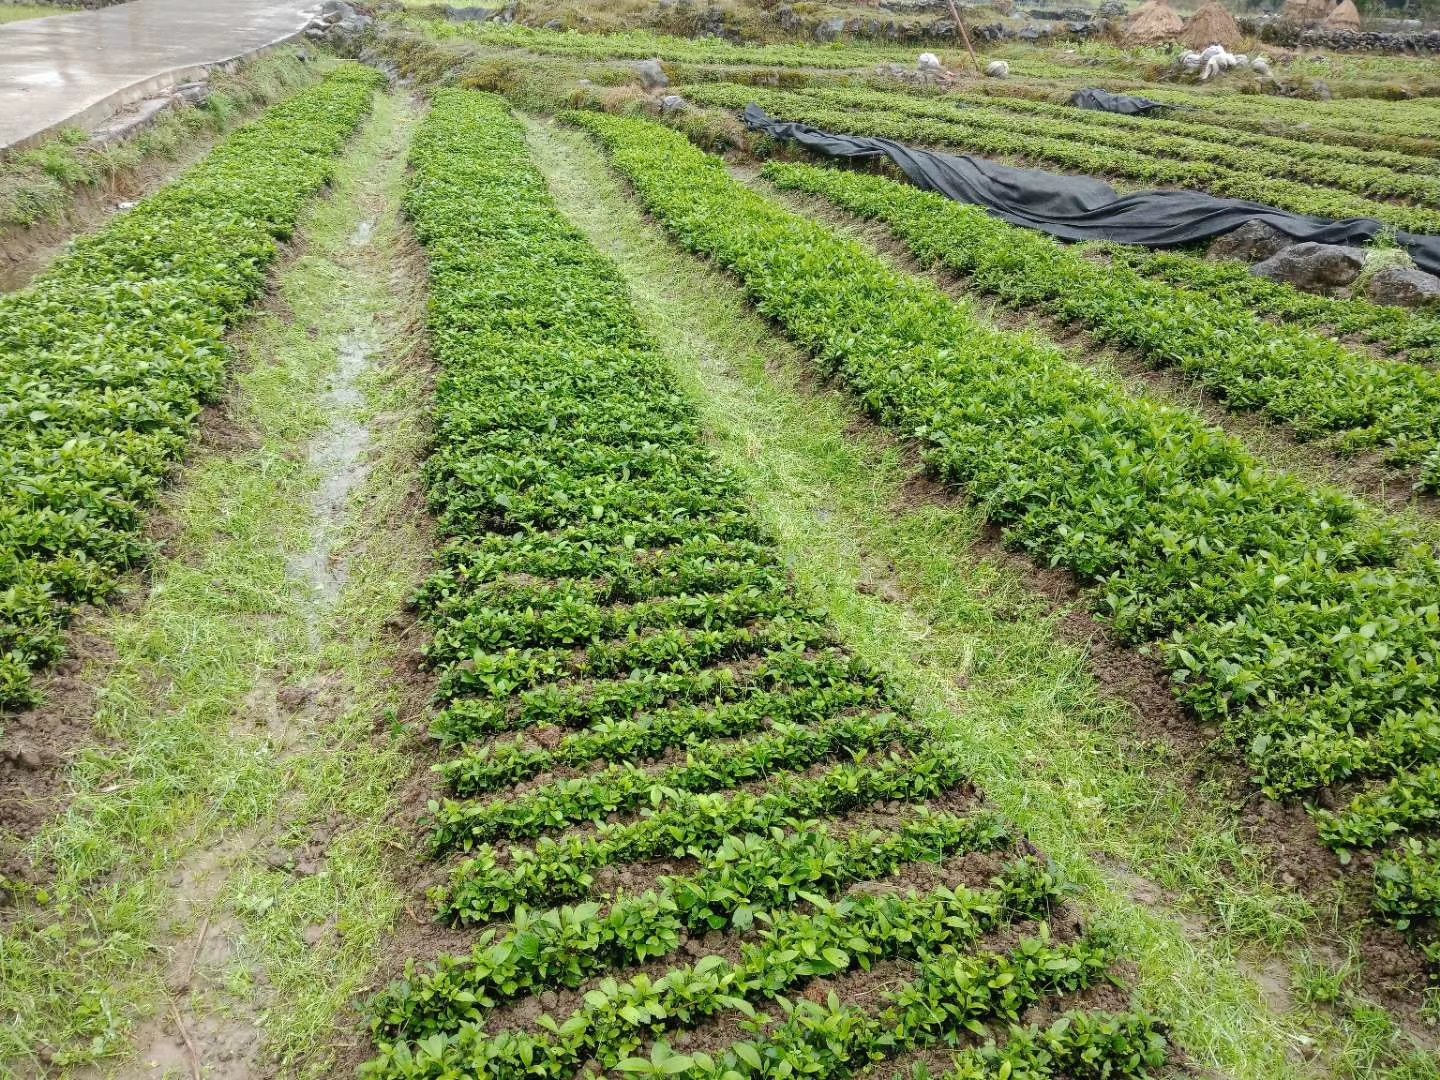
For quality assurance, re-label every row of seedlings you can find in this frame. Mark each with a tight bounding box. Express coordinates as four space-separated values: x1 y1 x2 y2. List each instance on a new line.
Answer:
684 84 1440 235
1104 247 1440 369
1130 86 1440 157
0 64 384 707
406 17 918 70
946 88 1439 178
359 89 1172 1080
570 110 1440 958
758 162 1440 487
935 90 1440 197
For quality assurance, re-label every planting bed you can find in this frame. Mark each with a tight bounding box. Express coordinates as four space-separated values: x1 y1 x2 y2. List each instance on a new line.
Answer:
572 110 1440 951
759 162 1440 484
0 63 383 708
689 83 1440 236
360 89 1171 1080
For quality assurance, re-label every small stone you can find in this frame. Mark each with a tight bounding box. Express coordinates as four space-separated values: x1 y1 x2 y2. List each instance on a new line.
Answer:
659 94 688 114
1363 266 1440 309
1208 220 1293 263
1250 241 1366 293
985 59 1010 77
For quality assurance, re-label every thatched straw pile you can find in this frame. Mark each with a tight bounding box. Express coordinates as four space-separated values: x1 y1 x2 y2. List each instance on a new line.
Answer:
1179 0 1244 49
1280 0 1333 24
1323 0 1361 29
1123 0 1184 43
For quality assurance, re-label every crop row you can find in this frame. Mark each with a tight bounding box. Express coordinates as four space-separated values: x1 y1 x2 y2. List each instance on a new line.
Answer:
1131 86 1440 153
961 80 1440 159
761 161 1440 476
822 84 1440 206
358 89 1168 1079
685 83 1440 236
571 109 1440 940
0 65 384 709
414 16 914 69
1103 247 1440 368
954 85 1438 177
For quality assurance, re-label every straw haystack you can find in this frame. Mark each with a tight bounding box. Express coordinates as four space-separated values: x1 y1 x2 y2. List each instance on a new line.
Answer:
1280 0 1332 24
1323 0 1361 29
1179 0 1244 49
1123 0 1184 43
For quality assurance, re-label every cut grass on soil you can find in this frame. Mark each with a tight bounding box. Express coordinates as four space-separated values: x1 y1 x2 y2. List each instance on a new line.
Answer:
0 89 429 1077
519 113 1440 1080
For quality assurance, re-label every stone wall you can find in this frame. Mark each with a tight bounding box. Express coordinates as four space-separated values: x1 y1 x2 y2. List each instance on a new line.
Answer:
1242 16 1440 49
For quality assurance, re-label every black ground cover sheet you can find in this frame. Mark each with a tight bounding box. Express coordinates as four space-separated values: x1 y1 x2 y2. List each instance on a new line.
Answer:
742 104 1440 275
1069 88 1168 115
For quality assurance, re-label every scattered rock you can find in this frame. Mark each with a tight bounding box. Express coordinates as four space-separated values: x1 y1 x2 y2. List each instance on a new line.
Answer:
89 96 172 148
986 59 1011 76
633 57 668 90
1364 265 1440 308
659 94 689 114
172 81 210 107
813 16 848 41
917 50 943 73
1208 220 1293 262
304 0 374 56
1250 241 1367 292
444 2 515 21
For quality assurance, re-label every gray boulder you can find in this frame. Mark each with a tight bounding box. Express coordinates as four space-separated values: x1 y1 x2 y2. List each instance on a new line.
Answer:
634 58 669 90
659 94 689 114
305 0 373 56
1208 220 1293 263
814 16 847 41
1364 266 1440 309
1249 242 1366 292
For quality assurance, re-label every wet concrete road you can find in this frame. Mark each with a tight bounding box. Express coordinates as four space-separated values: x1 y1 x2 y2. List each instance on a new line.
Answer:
0 0 317 150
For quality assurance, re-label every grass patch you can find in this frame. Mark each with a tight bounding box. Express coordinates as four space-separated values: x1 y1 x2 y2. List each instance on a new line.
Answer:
519 112 1435 1080
214 88 434 1076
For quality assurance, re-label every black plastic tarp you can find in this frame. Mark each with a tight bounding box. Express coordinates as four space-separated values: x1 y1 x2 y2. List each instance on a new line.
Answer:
742 104 1440 277
1069 88 1168 115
